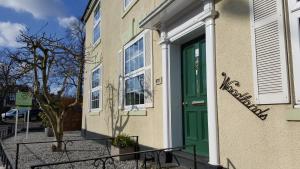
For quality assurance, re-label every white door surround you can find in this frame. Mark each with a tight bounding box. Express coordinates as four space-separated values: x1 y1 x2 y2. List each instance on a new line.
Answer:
140 0 220 166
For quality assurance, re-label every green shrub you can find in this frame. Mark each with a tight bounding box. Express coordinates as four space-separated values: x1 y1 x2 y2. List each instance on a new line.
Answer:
112 134 135 148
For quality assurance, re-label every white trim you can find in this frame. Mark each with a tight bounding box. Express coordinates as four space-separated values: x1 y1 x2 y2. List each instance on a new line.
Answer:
205 16 220 166
93 2 101 45
123 71 146 111
124 30 146 50
166 10 216 42
90 65 103 113
123 31 147 110
161 35 171 148
159 0 220 166
289 1 300 105
123 0 134 11
289 0 300 13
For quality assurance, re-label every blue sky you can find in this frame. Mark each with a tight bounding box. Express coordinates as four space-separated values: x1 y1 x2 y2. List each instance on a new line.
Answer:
0 0 88 49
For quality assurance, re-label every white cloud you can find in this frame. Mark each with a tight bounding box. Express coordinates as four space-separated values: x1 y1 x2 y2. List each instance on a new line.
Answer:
58 16 79 29
0 22 26 48
0 0 64 19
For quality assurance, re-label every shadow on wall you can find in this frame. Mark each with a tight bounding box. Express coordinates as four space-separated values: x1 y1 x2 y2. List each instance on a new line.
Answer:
105 80 130 138
216 0 249 18
225 158 237 169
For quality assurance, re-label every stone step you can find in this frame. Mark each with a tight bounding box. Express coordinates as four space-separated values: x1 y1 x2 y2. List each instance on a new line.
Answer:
172 151 209 169
145 162 189 169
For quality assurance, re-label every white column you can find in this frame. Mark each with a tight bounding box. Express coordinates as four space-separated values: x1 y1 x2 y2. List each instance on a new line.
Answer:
161 31 171 149
205 16 220 166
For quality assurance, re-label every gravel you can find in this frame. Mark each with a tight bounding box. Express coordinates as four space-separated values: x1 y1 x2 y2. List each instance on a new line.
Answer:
2 131 143 169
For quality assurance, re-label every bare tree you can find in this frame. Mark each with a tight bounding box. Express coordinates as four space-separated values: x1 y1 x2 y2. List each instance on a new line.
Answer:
64 20 86 104
10 30 82 151
0 51 29 119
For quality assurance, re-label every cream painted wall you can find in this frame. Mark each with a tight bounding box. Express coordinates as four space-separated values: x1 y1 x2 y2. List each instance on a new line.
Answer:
215 0 300 168
82 0 164 149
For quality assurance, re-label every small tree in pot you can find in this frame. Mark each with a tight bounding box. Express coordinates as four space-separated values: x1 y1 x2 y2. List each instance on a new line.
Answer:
111 134 136 161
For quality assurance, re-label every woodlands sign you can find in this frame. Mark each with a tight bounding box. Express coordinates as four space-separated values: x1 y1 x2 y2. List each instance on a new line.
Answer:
219 72 269 121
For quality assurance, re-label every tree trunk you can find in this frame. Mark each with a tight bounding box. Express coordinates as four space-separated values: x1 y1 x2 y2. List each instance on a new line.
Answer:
53 118 64 152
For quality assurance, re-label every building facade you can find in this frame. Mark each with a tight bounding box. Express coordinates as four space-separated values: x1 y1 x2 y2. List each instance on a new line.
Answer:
82 0 300 168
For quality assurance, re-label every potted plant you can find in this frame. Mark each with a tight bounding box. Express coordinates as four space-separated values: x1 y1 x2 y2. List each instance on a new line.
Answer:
39 112 54 137
111 134 136 161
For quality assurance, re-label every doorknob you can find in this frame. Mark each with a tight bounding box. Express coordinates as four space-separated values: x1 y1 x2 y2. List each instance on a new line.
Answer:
182 102 188 106
192 100 206 106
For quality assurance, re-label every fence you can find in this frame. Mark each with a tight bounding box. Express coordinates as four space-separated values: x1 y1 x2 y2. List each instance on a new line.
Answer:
15 136 139 169
0 124 16 169
30 145 197 169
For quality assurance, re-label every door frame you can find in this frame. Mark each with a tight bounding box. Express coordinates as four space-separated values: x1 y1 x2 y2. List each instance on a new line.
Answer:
181 36 208 156
157 0 219 165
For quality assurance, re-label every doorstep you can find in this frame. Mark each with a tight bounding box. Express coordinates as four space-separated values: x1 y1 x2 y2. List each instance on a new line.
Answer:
173 151 223 169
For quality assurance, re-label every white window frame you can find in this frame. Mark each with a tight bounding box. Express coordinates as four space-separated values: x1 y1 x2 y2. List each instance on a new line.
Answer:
289 0 300 13
123 32 146 111
289 0 300 105
93 2 101 45
90 65 102 112
123 0 133 10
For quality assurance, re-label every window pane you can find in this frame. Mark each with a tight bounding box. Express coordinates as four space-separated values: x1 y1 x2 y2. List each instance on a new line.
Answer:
125 93 130 105
94 4 100 22
125 74 144 106
92 69 100 88
130 57 137 72
91 90 100 109
93 23 101 43
138 55 143 68
138 38 143 54
124 0 133 8
133 42 138 56
124 37 144 75
125 48 130 62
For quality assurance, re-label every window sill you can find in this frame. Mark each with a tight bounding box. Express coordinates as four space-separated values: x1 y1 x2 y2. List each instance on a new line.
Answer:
122 110 147 116
88 109 101 116
122 0 139 19
286 106 300 121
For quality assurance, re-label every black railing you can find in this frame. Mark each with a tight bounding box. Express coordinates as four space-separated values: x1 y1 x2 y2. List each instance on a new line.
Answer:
15 136 139 169
0 124 15 139
0 141 13 169
30 145 197 169
0 124 16 169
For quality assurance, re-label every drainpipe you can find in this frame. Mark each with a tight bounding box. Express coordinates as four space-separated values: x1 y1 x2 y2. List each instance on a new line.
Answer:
160 31 171 149
205 0 221 167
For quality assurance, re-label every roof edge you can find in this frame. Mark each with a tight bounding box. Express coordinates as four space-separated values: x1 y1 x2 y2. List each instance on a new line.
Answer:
81 0 98 23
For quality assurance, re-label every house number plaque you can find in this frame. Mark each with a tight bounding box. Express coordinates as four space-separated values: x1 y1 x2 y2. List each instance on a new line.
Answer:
219 72 270 121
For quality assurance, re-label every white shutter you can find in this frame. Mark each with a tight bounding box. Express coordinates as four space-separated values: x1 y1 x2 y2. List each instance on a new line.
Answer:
144 30 154 107
249 0 289 104
118 50 124 110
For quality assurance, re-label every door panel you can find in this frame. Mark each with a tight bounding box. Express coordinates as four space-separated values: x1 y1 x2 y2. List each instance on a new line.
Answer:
186 111 198 140
182 37 209 156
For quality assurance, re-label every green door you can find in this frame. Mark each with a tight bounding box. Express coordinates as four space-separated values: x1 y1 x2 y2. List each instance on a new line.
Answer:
182 37 209 156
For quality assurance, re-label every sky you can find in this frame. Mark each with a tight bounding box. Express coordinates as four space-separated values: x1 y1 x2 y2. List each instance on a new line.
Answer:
0 0 89 49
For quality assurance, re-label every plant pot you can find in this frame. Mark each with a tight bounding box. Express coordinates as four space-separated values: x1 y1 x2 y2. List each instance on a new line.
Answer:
111 145 135 161
45 127 54 137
